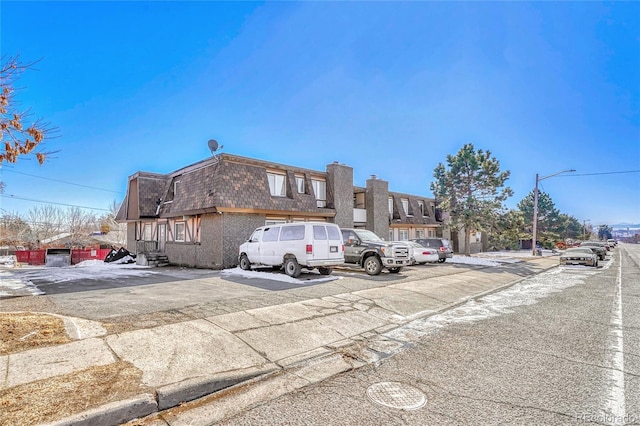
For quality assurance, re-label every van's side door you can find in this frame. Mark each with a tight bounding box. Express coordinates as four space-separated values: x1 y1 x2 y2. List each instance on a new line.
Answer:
245 228 263 263
260 226 281 265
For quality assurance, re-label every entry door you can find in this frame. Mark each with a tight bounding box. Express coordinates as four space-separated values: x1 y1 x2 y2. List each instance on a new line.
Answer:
158 224 166 252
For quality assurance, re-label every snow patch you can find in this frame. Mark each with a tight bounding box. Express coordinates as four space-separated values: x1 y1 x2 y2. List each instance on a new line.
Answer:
387 266 592 341
221 266 340 285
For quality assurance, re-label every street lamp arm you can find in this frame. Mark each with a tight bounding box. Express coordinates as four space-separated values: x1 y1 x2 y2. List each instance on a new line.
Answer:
538 169 576 181
531 168 576 256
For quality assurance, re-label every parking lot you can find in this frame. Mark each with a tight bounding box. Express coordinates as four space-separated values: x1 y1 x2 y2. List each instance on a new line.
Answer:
0 256 542 325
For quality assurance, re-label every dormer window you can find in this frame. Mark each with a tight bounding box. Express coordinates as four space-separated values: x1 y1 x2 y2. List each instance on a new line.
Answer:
267 171 286 197
295 175 305 194
418 201 424 217
401 198 410 215
312 179 326 207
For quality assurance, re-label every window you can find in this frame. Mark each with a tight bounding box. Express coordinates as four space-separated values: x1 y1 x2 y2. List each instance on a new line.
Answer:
312 179 326 207
280 225 304 241
399 229 409 241
428 229 436 237
418 201 424 216
295 175 305 194
416 229 425 238
313 225 328 240
388 197 394 215
262 226 280 242
401 199 409 215
327 226 341 241
249 229 263 242
267 172 286 197
175 222 185 242
388 229 394 241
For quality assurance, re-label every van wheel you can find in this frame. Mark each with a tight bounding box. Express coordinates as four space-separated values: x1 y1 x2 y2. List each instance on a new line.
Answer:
388 267 402 273
284 258 302 278
318 267 333 275
363 256 382 276
239 254 251 270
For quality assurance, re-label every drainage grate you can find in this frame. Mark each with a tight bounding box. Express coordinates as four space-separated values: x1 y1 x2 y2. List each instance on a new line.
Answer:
366 381 427 410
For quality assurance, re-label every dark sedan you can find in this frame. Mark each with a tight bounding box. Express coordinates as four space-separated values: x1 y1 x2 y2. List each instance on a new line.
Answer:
579 242 607 260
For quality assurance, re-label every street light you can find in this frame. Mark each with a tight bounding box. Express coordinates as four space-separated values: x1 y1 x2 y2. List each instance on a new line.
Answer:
531 169 576 255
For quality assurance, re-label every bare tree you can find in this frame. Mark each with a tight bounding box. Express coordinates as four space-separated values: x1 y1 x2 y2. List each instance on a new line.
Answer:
66 207 99 247
99 200 127 247
26 205 66 247
0 211 31 249
1 55 57 164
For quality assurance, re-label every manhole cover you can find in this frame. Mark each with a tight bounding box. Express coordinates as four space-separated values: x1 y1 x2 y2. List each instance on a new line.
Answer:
366 381 427 410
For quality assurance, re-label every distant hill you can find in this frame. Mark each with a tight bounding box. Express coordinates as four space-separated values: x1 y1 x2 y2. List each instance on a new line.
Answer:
611 223 640 229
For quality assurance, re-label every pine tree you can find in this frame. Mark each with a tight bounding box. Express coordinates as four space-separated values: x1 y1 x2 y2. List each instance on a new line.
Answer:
431 143 513 256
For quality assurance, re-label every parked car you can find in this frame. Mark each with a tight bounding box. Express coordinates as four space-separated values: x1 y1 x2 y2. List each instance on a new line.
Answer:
410 238 453 263
579 241 607 260
404 241 439 265
607 238 617 247
238 222 344 278
341 228 411 275
560 247 598 267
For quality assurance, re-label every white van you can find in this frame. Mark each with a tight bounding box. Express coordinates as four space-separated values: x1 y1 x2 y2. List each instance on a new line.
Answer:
238 222 344 278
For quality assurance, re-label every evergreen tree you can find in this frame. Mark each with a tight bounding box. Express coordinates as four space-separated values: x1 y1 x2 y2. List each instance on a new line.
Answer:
431 144 513 256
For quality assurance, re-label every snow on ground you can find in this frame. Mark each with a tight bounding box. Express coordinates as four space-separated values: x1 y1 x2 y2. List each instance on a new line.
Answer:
1 260 156 293
388 265 597 341
0 271 43 297
447 257 502 267
221 267 341 285
0 255 17 267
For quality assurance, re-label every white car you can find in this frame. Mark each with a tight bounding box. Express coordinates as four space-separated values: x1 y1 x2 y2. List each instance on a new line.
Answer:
404 241 439 265
238 222 344 278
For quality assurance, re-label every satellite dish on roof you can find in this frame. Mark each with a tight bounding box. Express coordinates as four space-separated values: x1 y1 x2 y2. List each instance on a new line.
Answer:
208 139 219 154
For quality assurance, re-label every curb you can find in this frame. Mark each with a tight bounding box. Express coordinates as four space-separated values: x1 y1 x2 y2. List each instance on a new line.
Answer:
42 394 157 426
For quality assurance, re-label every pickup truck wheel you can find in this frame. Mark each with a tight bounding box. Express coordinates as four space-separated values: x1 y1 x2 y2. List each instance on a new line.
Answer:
438 258 446 263
388 267 402 273
363 256 383 276
284 258 302 278
239 254 251 270
318 267 333 275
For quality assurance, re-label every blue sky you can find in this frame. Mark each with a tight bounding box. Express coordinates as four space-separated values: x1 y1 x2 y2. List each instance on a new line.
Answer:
1 1 638 227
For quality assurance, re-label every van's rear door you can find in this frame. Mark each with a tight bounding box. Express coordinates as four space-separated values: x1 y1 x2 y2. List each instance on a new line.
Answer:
314 224 343 262
312 225 330 261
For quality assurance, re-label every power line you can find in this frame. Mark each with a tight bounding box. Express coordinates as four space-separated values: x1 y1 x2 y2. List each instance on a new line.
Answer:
0 168 124 194
556 170 640 177
0 194 111 212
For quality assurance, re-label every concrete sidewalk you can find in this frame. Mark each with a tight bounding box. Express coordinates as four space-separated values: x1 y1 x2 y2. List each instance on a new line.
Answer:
1 257 559 425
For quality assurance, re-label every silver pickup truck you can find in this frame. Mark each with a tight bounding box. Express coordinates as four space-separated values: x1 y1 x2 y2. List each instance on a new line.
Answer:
341 228 411 275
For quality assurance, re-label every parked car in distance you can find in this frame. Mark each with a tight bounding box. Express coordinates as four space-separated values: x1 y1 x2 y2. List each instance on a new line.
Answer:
238 222 344 278
560 247 598 267
410 238 453 263
607 238 617 247
579 241 607 260
404 241 439 265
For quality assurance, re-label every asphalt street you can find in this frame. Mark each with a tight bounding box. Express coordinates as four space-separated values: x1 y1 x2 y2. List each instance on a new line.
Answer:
206 244 640 426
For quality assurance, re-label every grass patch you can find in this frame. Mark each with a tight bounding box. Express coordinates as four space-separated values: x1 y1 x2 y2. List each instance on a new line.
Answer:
0 312 70 355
